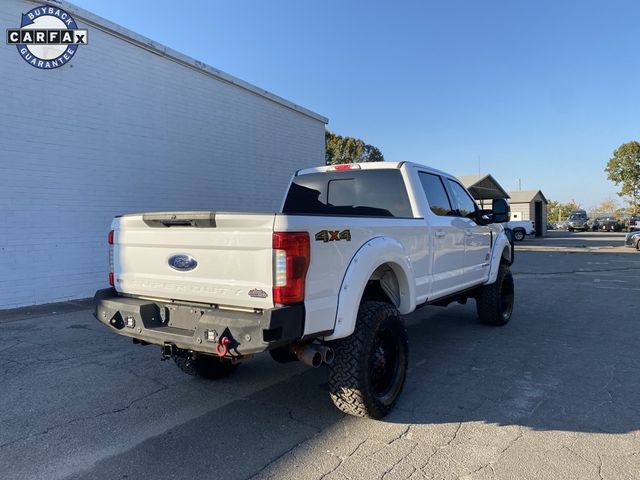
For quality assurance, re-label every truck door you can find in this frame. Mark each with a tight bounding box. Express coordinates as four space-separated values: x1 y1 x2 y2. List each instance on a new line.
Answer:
445 179 492 286
417 172 466 299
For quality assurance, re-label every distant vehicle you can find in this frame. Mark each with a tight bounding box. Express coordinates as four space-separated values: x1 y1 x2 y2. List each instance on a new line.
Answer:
546 223 555 230
625 230 640 251
628 216 640 232
588 218 601 231
567 210 589 232
599 217 623 232
504 220 535 241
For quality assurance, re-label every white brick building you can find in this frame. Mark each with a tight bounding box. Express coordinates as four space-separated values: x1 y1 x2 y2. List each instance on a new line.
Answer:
0 0 327 309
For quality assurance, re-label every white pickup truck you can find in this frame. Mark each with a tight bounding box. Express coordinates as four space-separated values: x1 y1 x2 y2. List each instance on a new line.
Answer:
505 220 535 241
94 162 515 419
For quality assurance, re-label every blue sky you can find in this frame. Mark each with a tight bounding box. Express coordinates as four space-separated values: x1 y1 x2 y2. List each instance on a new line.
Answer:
70 0 640 208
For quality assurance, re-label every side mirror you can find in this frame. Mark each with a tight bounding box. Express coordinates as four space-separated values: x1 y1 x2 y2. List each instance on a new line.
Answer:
492 198 510 223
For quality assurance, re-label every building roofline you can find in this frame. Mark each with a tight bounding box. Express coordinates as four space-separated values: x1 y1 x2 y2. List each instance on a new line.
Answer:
34 0 328 124
506 190 548 204
458 173 511 200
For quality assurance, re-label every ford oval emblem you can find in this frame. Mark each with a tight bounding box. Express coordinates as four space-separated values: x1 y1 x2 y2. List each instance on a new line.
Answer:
168 254 198 271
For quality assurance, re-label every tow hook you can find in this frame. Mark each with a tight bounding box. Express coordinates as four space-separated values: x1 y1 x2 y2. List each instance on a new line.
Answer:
215 336 231 357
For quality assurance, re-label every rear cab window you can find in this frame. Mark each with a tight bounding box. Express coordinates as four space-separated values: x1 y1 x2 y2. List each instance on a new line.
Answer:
283 169 414 218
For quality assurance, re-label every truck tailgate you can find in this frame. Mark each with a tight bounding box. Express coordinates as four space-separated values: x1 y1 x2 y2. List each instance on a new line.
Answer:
113 212 275 309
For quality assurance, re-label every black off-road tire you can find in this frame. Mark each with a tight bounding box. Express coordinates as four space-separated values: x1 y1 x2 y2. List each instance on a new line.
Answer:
174 353 239 380
512 229 525 241
476 263 514 326
327 301 408 419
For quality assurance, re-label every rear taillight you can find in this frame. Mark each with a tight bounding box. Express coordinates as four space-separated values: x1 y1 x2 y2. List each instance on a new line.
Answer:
273 232 310 305
108 230 114 287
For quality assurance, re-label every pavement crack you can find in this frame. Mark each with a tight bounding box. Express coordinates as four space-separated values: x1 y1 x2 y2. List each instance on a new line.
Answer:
317 438 367 480
93 385 168 418
462 426 524 479
445 422 462 447
0 342 21 354
0 385 167 450
597 454 604 480
562 445 598 468
497 427 524 458
388 424 412 444
245 404 348 480
286 408 322 433
118 365 170 389
382 439 418 479
421 422 463 472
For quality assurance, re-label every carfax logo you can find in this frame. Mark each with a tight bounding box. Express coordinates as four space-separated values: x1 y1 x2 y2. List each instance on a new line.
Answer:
6 6 88 69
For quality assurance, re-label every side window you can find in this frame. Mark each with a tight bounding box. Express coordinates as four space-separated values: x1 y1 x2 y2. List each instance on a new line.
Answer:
418 172 454 216
446 179 478 219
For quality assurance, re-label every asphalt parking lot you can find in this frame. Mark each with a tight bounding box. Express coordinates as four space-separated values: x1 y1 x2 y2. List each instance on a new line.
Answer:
1 231 639 480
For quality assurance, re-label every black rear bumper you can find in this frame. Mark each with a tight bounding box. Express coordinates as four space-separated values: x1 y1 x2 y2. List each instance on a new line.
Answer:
93 288 304 356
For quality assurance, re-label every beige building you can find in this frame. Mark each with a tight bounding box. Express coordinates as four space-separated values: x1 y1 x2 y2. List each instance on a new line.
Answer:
458 175 548 237
506 190 548 236
458 174 510 209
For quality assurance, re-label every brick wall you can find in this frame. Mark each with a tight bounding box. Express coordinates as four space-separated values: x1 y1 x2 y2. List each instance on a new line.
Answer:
0 0 327 308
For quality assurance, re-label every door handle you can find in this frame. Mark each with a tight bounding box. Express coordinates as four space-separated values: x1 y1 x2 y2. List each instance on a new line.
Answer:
434 229 446 238
465 230 473 237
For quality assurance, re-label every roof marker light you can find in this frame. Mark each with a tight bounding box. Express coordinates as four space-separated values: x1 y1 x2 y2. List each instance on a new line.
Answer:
329 164 361 171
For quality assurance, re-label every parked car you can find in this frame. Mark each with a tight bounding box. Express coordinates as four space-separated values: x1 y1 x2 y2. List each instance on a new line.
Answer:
599 217 623 232
93 162 515 419
587 219 600 231
628 216 640 232
505 220 535 241
546 223 555 230
625 230 640 251
567 210 589 231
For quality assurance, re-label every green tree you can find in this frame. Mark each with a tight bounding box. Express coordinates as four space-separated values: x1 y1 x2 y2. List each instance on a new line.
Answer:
325 130 385 165
605 141 640 215
593 198 618 216
567 199 582 211
547 199 574 223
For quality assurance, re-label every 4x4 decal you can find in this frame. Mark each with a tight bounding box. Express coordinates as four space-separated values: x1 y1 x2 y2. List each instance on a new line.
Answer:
315 229 351 242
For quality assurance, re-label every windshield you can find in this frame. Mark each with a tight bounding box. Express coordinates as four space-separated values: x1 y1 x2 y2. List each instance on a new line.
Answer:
569 214 586 221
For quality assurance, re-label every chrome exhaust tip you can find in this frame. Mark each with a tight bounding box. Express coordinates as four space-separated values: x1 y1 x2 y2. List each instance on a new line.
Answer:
291 344 323 368
318 345 335 365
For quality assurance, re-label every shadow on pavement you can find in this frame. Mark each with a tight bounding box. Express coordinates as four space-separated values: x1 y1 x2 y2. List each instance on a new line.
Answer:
67 246 640 479
522 230 632 249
